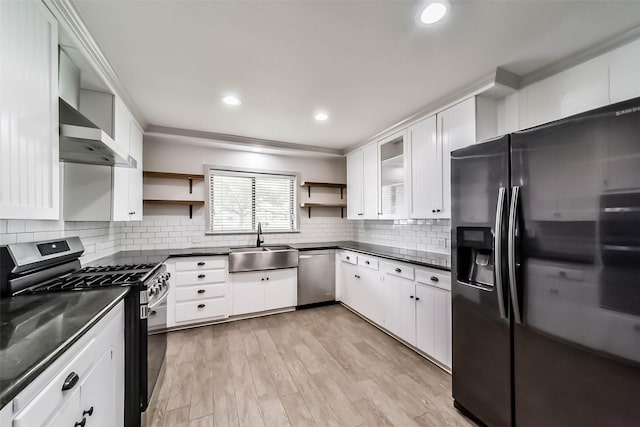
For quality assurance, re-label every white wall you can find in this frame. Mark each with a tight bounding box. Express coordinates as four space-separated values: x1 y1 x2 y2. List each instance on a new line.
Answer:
133 137 352 250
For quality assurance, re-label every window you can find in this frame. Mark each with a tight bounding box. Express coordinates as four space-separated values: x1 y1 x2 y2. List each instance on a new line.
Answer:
207 169 298 233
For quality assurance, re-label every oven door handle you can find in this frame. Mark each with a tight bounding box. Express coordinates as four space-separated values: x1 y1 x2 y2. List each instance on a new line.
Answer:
149 287 169 309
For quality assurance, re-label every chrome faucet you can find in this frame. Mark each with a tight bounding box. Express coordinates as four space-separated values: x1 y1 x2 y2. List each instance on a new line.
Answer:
256 222 264 247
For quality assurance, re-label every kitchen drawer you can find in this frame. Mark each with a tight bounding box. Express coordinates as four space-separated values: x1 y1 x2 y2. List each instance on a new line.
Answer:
175 257 226 272
148 304 167 329
415 268 451 291
13 337 97 426
176 269 226 286
381 261 414 281
176 283 228 302
175 297 229 322
358 254 379 270
340 251 358 265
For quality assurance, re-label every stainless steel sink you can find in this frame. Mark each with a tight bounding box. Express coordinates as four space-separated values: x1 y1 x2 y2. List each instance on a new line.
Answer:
229 246 298 272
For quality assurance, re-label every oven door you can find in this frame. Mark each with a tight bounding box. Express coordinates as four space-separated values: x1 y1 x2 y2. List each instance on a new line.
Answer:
146 288 168 406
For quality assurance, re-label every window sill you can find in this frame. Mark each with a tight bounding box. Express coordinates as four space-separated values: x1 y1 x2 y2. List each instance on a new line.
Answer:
205 230 301 236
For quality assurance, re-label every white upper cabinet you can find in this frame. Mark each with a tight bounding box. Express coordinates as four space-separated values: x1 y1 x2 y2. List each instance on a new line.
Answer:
346 149 363 219
346 143 378 219
610 38 640 104
0 0 59 220
127 122 143 221
439 98 476 219
378 131 407 219
407 116 439 219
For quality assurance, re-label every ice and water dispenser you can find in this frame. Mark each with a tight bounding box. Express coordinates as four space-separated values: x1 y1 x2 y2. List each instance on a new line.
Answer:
456 227 495 290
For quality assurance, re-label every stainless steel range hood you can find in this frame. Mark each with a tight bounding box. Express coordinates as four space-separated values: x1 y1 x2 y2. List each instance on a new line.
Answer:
58 48 135 168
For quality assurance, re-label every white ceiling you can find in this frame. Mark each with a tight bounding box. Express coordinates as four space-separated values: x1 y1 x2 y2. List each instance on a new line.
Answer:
72 0 640 150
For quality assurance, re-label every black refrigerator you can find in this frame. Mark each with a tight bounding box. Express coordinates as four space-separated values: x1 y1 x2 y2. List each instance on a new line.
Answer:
451 97 640 427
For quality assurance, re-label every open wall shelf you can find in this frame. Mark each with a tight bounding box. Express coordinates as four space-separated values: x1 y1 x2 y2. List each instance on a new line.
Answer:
300 181 347 198
143 171 206 218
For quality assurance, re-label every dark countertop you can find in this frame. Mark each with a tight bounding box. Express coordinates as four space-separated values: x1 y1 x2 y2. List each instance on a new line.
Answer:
289 241 451 271
88 241 450 271
0 288 129 408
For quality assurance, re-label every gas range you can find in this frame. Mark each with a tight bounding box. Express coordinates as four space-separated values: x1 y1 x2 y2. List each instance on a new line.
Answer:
14 263 170 308
0 237 169 427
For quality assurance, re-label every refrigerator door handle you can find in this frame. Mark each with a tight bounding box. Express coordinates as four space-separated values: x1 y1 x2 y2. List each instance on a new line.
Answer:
494 187 507 320
508 186 523 324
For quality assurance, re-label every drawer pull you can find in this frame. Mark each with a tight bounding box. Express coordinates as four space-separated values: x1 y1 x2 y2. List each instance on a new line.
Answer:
262 278 265 281
83 407 94 417
197 289 206 294
346 256 350 260
266 277 269 280
395 268 402 273
430 276 439 282
355 275 360 279
62 372 79 391
75 419 86 427
197 262 206 266
365 260 370 265
197 304 206 309
198 274 206 279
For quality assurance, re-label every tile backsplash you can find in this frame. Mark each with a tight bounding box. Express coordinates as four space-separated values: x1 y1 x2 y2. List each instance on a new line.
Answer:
0 217 451 263
352 219 451 254
0 219 125 263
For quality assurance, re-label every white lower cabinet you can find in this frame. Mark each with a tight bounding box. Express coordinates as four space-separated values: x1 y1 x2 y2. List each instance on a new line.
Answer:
231 268 297 316
416 283 452 368
339 252 452 369
166 256 231 327
6 301 124 427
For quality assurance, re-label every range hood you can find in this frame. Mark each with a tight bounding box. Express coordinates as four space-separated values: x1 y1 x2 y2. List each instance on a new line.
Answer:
58 48 136 168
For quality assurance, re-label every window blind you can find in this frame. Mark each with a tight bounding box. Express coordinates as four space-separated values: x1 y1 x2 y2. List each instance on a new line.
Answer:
208 169 297 233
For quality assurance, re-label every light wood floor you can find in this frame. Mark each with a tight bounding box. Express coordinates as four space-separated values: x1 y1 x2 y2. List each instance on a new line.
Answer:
148 304 476 427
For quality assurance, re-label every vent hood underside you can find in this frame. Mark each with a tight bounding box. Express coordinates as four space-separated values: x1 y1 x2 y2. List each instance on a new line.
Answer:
59 99 136 168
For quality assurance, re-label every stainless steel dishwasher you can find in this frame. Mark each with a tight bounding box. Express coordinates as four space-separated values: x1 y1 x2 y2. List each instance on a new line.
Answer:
297 249 335 306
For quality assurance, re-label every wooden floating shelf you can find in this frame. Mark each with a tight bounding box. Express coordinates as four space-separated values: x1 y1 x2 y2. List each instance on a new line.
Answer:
300 181 346 189
143 171 205 180
144 199 204 205
143 199 204 219
300 203 346 208
300 203 347 219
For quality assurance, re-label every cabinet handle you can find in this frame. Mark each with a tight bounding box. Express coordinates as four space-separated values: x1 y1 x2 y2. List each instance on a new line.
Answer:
62 372 79 391
432 209 436 213
358 213 363 216
198 274 206 279
430 276 439 282
436 209 441 213
346 256 350 260
83 407 94 417
395 268 401 273
365 260 370 265
355 275 360 279
197 262 206 266
197 304 206 309
410 295 414 299
416 297 421 301
266 277 269 280
150 310 156 316
197 289 206 294
262 278 265 281
75 419 86 427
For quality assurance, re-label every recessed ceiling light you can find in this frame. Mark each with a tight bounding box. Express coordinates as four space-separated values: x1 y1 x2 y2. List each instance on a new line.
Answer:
222 95 241 106
252 147 263 153
315 112 329 121
420 2 447 24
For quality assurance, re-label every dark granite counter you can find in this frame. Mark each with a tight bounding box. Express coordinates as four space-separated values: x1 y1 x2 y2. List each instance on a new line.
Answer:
88 241 450 271
0 288 129 408
289 241 451 271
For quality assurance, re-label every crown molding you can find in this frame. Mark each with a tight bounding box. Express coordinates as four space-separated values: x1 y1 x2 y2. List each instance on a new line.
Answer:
145 125 345 157
43 0 147 129
344 67 520 154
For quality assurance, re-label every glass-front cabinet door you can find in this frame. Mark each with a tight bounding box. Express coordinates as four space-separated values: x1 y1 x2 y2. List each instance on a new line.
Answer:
378 131 407 219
